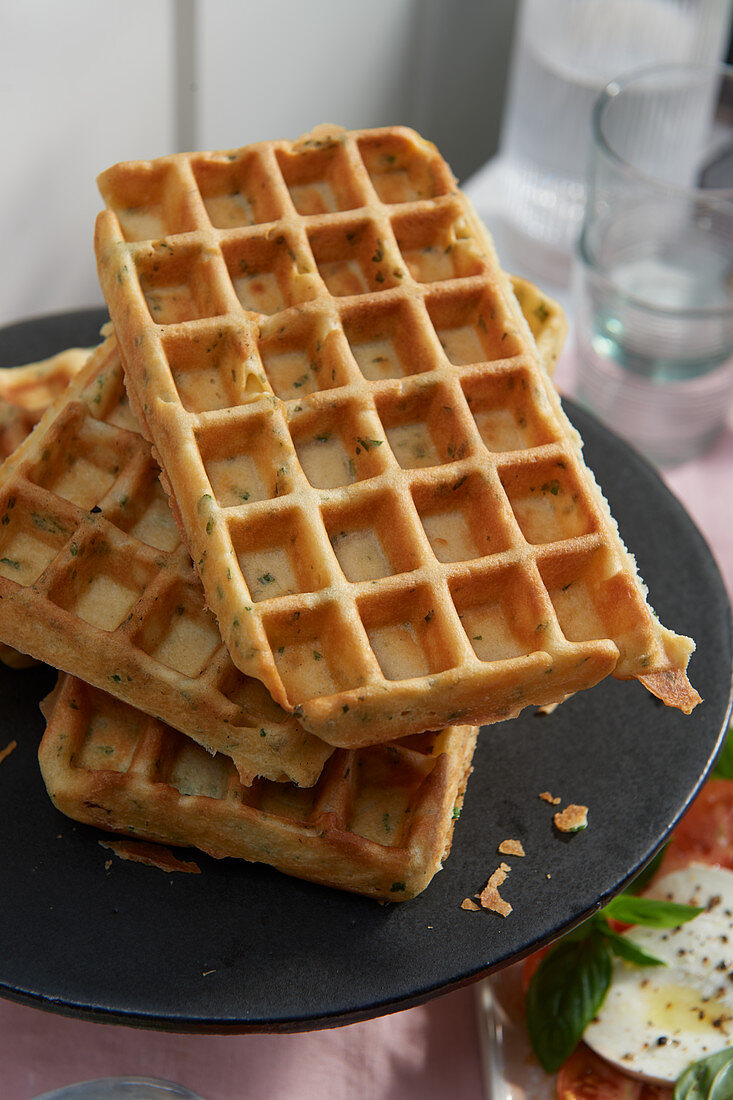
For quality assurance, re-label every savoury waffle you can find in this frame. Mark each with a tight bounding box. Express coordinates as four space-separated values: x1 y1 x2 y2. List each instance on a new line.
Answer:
509 277 565 379
38 674 477 901
96 125 698 746
0 346 92 668
0 288 562 676
0 337 332 785
0 345 91 459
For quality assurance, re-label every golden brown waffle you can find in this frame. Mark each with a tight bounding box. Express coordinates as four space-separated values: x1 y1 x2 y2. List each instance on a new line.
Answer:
0 346 92 667
39 674 477 901
0 644 35 669
0 287 564 679
509 277 565 379
96 125 699 746
0 338 332 785
0 346 92 459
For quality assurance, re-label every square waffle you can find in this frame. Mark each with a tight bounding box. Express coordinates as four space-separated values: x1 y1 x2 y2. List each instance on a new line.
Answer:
0 337 140 674
95 125 699 747
0 345 92 668
0 345 92 459
38 673 477 901
0 337 332 785
0 283 561 680
509 277 565 379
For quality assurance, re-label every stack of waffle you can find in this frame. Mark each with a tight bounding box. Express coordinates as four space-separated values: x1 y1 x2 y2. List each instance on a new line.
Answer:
0 126 699 900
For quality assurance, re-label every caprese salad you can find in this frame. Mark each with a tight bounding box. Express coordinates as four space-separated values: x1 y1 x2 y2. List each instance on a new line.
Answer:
522 725 733 1098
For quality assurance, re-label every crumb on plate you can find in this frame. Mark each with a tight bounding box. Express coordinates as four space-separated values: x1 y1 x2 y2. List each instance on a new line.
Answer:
0 739 17 766
498 838 525 857
99 838 201 874
553 804 588 833
478 862 513 917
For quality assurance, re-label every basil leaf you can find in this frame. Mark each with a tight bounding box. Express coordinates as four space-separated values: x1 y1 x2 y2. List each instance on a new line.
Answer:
712 725 733 780
525 934 612 1073
603 927 665 967
674 1047 733 1100
603 894 703 928
559 913 607 943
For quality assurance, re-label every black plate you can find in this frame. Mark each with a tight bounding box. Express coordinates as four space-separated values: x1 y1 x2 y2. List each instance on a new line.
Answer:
0 309 731 1034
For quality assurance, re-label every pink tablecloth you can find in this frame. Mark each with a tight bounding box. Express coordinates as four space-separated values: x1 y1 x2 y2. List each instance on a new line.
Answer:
0 986 483 1100
1 351 730 1100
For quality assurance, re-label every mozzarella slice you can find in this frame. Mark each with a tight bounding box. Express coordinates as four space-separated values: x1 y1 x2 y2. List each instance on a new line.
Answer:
584 864 733 1084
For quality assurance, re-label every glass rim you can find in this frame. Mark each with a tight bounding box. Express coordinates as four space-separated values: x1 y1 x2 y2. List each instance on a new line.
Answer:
577 225 733 320
592 61 733 201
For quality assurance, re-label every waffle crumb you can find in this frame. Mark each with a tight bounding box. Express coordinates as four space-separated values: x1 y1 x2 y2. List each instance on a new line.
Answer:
540 791 561 805
0 739 17 766
99 838 201 874
479 862 513 917
554 804 588 833
498 838 525 857
461 898 480 911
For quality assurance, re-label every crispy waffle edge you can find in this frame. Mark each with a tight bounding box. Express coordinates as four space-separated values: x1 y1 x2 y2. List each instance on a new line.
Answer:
39 673 478 901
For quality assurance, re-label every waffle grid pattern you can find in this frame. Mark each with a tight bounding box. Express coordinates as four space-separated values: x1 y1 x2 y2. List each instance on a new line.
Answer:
39 675 477 900
0 346 91 459
96 126 696 744
0 340 332 785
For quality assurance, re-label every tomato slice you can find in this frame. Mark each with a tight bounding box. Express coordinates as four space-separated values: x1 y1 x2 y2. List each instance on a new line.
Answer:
557 1045 643 1100
662 778 733 872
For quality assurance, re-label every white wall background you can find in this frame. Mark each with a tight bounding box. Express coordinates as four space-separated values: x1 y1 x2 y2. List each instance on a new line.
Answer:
0 0 516 331
0 1 176 328
196 0 419 151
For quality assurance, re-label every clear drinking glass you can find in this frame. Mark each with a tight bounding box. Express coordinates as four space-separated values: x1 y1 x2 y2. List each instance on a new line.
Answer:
495 0 732 285
573 62 733 466
30 1079 205 1100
